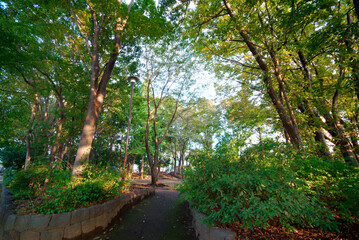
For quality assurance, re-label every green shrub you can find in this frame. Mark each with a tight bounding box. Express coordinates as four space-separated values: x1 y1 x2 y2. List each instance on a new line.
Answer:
7 164 127 214
0 146 26 170
73 181 107 205
38 180 108 214
180 139 338 231
8 165 49 199
294 154 359 221
3 167 16 186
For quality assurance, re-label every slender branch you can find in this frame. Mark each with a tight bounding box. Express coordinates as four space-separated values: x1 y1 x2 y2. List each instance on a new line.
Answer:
69 0 93 57
16 68 35 87
0 88 26 94
332 67 344 117
200 40 260 69
264 1 277 39
159 80 185 145
196 8 226 30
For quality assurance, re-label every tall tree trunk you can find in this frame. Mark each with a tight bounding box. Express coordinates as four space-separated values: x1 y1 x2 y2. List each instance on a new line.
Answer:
123 82 135 168
222 0 302 149
140 156 144 179
130 155 135 178
178 153 182 174
50 101 65 164
308 60 359 165
317 101 359 165
151 142 160 185
145 77 156 184
118 146 123 167
59 144 68 164
299 103 332 158
173 152 177 174
71 1 135 176
297 51 327 158
108 134 115 164
143 45 184 185
25 94 39 170
172 138 177 174
72 41 120 176
268 46 302 146
150 165 159 185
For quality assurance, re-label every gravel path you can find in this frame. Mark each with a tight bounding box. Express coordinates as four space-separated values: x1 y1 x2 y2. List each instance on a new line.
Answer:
94 190 197 240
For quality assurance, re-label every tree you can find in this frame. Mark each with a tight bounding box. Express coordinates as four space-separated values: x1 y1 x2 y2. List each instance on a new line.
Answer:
142 37 196 185
70 0 168 176
186 0 359 165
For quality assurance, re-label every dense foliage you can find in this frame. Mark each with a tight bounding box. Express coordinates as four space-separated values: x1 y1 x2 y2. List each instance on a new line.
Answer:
1 0 359 236
180 139 359 231
0 145 26 170
5 164 128 214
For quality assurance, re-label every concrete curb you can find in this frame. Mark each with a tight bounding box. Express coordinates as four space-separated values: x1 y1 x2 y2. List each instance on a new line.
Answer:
0 185 155 240
190 208 237 240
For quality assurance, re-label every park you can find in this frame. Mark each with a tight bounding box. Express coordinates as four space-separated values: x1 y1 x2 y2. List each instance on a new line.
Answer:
1 0 359 239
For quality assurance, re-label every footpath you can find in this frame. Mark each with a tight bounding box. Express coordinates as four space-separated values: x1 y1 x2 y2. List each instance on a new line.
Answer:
93 176 197 240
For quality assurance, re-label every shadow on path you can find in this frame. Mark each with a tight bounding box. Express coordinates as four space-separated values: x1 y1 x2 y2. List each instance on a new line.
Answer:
94 190 197 240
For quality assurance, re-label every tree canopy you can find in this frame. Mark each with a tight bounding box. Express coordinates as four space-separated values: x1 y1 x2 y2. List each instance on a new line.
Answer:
1 0 359 237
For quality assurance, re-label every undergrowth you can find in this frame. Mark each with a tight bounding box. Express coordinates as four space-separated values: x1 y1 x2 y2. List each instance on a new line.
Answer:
5 164 128 214
180 138 359 232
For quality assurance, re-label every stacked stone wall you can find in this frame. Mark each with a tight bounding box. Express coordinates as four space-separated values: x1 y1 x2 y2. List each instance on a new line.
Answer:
190 208 237 240
0 186 154 240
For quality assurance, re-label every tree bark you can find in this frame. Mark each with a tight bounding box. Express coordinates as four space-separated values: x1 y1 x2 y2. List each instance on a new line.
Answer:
25 93 39 170
307 60 359 165
108 134 115 165
123 82 135 168
172 141 177 174
315 99 359 165
50 100 65 164
140 156 144 179
73 32 117 174
71 1 135 176
150 165 159 185
298 103 332 158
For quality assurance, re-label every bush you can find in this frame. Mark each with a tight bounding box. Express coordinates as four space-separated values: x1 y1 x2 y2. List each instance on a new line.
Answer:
38 180 108 214
8 165 49 199
0 146 26 170
180 139 338 231
3 167 16 186
294 155 359 221
7 164 127 214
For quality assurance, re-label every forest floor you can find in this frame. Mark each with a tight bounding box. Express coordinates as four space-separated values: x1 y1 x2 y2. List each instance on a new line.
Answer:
221 219 359 240
129 173 182 191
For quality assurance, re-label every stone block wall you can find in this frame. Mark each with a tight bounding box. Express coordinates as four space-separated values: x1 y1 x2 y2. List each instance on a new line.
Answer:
191 208 237 240
0 186 154 240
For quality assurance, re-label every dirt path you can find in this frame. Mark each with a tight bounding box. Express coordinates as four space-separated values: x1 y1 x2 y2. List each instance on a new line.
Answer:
94 189 197 240
131 178 182 186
